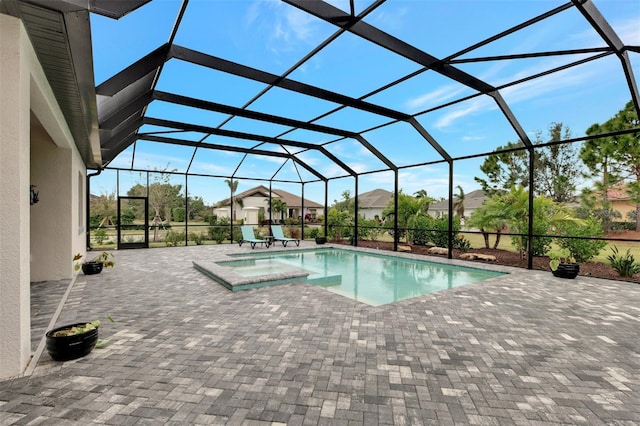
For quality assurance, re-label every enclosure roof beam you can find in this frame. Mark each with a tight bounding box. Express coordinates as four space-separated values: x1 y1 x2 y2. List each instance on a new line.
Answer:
139 134 326 182
102 117 144 151
153 90 357 139
491 91 533 148
96 44 170 96
143 116 358 176
100 92 153 130
571 0 640 114
283 0 495 94
408 118 452 162
151 90 395 172
169 45 410 121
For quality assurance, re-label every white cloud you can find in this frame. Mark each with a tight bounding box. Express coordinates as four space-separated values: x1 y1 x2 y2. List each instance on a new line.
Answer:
433 95 496 130
572 16 640 46
247 0 319 54
404 85 467 113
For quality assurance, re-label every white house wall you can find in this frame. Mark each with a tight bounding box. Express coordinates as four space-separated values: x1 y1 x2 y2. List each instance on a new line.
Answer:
0 14 86 379
359 208 385 220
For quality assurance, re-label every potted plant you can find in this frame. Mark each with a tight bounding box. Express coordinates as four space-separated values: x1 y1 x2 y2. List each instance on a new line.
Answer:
315 232 327 245
45 317 115 361
549 248 579 279
74 251 115 275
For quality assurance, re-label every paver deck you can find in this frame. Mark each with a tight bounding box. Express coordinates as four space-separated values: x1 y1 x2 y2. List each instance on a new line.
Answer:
1 242 639 425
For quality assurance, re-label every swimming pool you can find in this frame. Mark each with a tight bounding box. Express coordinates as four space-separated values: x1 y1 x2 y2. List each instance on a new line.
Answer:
209 248 505 306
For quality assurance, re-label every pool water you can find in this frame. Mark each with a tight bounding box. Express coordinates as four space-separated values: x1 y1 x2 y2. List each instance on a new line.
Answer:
222 248 505 306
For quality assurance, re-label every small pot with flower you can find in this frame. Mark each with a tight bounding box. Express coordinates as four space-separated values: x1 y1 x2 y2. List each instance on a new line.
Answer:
549 248 579 279
74 251 115 275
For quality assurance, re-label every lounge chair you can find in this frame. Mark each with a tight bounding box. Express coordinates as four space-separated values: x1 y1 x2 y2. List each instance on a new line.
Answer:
271 225 300 247
239 225 270 249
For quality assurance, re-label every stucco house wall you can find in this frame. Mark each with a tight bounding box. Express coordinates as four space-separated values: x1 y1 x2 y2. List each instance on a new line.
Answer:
1 14 87 379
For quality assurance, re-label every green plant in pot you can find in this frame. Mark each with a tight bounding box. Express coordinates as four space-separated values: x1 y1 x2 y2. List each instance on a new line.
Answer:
74 251 115 275
549 248 579 279
45 316 115 361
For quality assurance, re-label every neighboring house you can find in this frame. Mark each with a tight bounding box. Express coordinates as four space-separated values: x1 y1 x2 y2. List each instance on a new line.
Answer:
356 188 393 220
429 189 488 219
599 184 637 221
214 185 324 224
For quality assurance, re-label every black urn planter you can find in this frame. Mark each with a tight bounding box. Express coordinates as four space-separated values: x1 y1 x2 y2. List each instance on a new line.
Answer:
45 323 99 361
81 261 103 275
552 263 580 279
315 236 327 244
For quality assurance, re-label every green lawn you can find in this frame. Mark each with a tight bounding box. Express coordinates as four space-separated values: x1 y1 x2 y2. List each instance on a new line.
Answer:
89 223 640 265
458 231 640 263
367 229 640 264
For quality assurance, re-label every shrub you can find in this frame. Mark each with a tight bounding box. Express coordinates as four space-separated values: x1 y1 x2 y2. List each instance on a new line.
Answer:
189 232 205 245
165 230 185 247
453 235 471 252
308 228 320 239
208 226 226 244
555 218 607 262
172 207 186 222
288 226 301 239
607 246 640 277
360 218 383 241
327 208 350 240
90 214 102 228
514 219 552 257
429 215 461 248
285 217 300 225
120 208 136 225
409 215 432 245
94 228 108 245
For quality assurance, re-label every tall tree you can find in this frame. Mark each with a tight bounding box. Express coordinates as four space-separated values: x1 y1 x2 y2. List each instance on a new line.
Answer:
475 123 581 202
91 191 117 227
534 123 581 202
474 141 529 196
332 190 357 214
130 168 183 241
581 101 640 230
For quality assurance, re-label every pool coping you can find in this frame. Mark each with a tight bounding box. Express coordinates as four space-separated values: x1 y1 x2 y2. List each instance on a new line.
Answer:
192 243 518 293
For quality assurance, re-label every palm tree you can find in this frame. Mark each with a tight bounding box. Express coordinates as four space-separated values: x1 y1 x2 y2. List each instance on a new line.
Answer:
414 189 428 198
454 185 465 219
270 199 288 223
413 189 435 213
225 179 239 221
466 197 507 249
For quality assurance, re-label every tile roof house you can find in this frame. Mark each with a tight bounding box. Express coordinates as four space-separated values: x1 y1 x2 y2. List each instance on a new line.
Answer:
429 189 488 219
599 184 637 221
356 188 393 220
214 185 323 224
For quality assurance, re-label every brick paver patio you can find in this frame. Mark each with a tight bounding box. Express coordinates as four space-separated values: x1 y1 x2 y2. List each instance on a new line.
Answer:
1 242 638 425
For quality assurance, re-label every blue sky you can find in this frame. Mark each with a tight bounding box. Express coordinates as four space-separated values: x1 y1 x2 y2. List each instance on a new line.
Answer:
90 0 640 207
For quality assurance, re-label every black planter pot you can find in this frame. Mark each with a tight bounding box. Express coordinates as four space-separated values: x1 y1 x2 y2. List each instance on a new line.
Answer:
552 263 580 279
45 323 99 361
315 237 327 244
81 261 103 275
